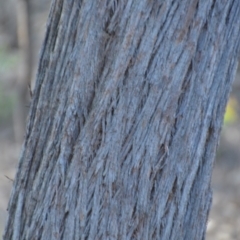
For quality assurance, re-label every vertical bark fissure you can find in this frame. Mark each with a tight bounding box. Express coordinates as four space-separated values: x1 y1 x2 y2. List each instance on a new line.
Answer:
30 0 64 121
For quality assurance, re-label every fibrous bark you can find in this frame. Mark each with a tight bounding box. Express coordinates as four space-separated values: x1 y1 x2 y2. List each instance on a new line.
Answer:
4 0 240 239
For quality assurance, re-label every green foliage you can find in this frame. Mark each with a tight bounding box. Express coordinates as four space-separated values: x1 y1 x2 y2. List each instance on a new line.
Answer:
0 46 18 125
0 47 19 75
0 83 15 125
224 97 238 125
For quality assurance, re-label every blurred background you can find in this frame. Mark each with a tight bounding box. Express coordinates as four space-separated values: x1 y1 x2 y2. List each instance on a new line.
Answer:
0 1 239 239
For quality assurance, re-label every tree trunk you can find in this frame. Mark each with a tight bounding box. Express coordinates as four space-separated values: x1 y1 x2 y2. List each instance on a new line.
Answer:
0 0 18 48
12 0 34 143
4 0 240 239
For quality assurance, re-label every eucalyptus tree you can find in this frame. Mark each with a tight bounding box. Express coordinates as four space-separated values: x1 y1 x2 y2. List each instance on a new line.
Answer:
4 0 240 239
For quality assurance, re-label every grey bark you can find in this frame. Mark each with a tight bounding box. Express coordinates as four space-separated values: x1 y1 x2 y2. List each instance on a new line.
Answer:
4 0 240 239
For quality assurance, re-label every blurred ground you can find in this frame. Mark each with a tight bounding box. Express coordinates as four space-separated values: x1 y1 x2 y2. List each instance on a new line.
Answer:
0 2 240 239
207 121 240 240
